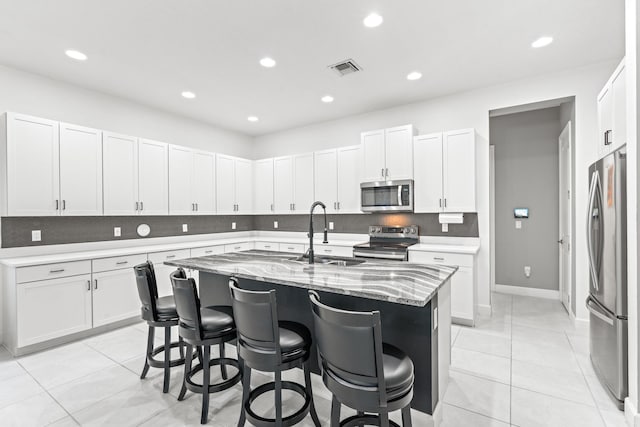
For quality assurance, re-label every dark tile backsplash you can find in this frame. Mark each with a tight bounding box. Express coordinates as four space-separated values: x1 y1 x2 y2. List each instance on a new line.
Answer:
1 213 478 248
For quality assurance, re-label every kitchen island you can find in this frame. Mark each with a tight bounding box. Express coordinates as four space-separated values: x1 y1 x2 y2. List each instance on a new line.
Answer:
165 249 456 416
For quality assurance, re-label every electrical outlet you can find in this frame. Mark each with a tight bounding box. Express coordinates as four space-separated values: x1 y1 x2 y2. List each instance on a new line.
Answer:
232 222 237 230
329 221 334 230
442 223 449 232
182 224 188 233
31 230 41 242
515 220 522 229
273 221 278 229
524 266 531 277
114 227 121 237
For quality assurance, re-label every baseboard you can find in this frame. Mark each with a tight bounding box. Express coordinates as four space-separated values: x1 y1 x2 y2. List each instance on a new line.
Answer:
625 396 639 426
494 284 560 300
477 304 491 316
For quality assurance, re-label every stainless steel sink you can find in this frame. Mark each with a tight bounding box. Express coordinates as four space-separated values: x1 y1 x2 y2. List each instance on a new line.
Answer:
288 255 365 267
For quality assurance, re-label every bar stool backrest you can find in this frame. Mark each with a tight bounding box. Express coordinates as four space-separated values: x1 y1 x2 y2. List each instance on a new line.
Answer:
308 290 387 408
228 278 281 365
133 261 160 322
170 269 204 341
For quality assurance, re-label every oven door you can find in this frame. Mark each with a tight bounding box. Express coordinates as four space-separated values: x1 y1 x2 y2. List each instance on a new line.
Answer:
360 180 414 212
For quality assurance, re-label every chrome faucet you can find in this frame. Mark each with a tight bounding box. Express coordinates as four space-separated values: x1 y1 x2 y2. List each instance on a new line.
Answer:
307 201 329 264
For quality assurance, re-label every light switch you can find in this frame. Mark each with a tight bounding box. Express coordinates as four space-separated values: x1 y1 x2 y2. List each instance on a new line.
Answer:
31 230 41 242
442 223 449 232
515 220 522 229
273 221 278 229
182 224 188 233
232 222 237 230
329 222 334 230
524 266 531 277
114 227 121 237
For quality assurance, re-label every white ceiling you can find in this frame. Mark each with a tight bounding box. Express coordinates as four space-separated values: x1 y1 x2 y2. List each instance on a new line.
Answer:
0 0 624 136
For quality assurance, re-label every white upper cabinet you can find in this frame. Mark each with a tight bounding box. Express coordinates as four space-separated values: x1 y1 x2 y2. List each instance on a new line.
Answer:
254 158 275 214
169 146 215 215
272 154 314 214
597 58 626 159
314 149 338 213
293 153 314 213
361 125 415 181
413 129 476 213
59 123 103 216
192 151 216 214
336 145 362 213
137 139 169 215
103 132 139 215
216 154 253 214
273 156 294 214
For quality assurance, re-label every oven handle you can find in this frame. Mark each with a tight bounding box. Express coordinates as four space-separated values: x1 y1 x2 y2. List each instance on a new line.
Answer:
398 185 402 207
353 250 407 261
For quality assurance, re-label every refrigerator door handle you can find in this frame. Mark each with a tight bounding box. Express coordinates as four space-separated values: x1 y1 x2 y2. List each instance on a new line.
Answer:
586 296 614 326
586 171 599 291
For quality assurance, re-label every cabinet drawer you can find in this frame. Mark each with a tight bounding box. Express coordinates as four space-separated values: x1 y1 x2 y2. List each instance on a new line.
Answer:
409 251 473 268
224 242 254 253
17 260 92 283
191 246 225 257
148 249 191 264
255 242 280 251
315 245 353 257
92 253 148 273
280 243 305 253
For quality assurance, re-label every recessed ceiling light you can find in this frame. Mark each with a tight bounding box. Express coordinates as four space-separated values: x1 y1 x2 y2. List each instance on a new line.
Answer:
259 57 276 68
363 13 383 28
531 36 553 48
321 95 334 103
181 91 196 99
65 49 87 61
407 71 422 81
247 116 259 122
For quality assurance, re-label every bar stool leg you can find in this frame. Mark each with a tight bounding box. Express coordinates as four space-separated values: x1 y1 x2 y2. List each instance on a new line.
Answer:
201 345 211 424
303 360 321 426
178 343 193 401
380 411 390 427
237 360 251 427
401 405 412 427
275 369 283 426
330 395 341 427
356 411 365 427
141 325 154 379
220 342 228 380
179 335 185 359
163 326 171 393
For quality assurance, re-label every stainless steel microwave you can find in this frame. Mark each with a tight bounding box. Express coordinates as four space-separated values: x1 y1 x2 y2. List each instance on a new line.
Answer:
360 179 414 212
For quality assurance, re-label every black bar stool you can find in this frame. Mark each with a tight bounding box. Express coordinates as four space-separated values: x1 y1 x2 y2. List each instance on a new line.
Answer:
229 277 321 427
308 291 414 427
170 269 242 424
134 261 187 393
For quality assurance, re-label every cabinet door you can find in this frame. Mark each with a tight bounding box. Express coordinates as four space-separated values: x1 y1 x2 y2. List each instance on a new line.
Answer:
216 154 236 214
361 129 386 181
58 123 103 216
6 113 60 216
450 267 474 324
337 145 362 213
314 149 338 213
443 129 476 212
611 63 626 152
384 125 414 180
193 151 216 214
413 133 443 213
138 139 168 215
168 145 194 215
254 158 275 214
293 153 314 213
103 132 139 215
597 85 613 158
92 269 140 327
17 274 92 347
273 156 294 214
235 158 253 214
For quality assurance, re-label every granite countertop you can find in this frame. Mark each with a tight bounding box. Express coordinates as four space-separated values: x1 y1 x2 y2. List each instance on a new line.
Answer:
165 249 457 307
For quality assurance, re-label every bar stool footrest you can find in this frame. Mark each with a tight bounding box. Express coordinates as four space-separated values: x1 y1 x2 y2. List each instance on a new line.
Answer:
147 341 187 369
185 357 241 394
245 380 311 427
340 414 401 427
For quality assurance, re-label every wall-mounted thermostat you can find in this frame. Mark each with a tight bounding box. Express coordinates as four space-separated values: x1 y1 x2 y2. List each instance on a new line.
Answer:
514 208 529 218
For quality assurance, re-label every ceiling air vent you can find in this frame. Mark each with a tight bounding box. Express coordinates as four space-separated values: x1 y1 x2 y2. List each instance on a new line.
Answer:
329 59 362 76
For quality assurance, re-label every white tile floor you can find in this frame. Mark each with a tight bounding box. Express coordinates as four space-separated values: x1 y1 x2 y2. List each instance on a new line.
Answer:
0 292 628 426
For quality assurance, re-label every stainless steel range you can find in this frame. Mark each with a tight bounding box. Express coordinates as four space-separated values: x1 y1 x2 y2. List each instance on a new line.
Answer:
353 225 419 261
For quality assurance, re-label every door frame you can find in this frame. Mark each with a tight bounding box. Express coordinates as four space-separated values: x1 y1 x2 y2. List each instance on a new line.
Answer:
559 121 573 313
489 145 496 292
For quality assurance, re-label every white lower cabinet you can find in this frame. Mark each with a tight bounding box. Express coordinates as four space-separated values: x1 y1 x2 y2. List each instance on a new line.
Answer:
254 241 280 251
224 242 254 253
92 269 141 327
314 245 353 258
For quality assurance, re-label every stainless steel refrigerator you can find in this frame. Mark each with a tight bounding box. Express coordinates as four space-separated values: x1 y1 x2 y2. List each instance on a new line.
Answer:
586 145 627 409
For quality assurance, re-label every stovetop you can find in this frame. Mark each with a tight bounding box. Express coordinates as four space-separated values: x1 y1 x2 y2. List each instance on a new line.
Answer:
353 225 420 253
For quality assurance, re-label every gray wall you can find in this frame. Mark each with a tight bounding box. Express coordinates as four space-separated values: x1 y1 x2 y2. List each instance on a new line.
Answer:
491 107 561 291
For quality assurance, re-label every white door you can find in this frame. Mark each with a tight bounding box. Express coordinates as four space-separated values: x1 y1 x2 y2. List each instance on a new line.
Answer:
443 129 476 212
168 145 195 215
337 145 362 213
413 133 444 213
216 154 236 214
597 85 613 158
234 158 253 214
193 151 216 214
254 158 275 214
103 132 139 215
611 63 627 152
58 123 103 216
273 156 294 214
314 149 338 213
17 274 93 347
559 122 572 313
293 153 314 213
138 139 168 215
384 125 414 180
361 129 386 181
6 113 60 216
92 269 141 327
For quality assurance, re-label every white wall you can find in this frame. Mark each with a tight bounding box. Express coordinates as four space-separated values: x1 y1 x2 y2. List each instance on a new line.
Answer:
254 61 618 320
0 65 254 158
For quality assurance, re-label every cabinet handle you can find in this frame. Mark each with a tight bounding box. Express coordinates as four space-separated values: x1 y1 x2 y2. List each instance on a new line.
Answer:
94 279 98 290
324 249 333 253
116 261 128 265
87 280 91 291
234 246 241 250
385 168 389 177
381 168 385 177
444 198 447 208
264 245 271 249
337 201 340 210
439 199 442 207
135 201 139 211
49 268 65 273
292 203 295 211
62 200 66 210
204 250 213 254
166 255 176 259
140 201 144 211
604 130 612 146
334 202 337 209
287 247 295 250
196 203 198 211
270 203 274 211
434 257 445 261
192 203 195 211
55 199 59 210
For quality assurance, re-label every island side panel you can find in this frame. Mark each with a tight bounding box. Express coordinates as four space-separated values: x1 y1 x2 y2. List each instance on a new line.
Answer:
198 271 440 415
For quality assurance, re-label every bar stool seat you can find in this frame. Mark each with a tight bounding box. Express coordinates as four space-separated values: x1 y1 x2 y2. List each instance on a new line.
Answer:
200 306 235 337
155 296 180 320
279 320 311 360
380 344 414 400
